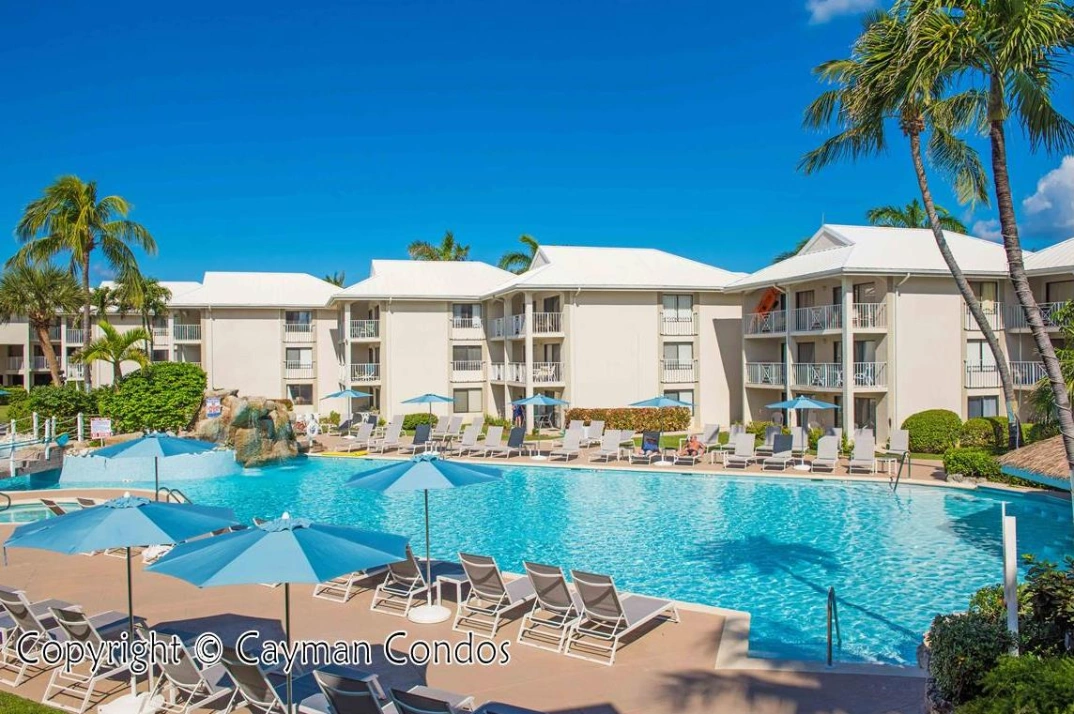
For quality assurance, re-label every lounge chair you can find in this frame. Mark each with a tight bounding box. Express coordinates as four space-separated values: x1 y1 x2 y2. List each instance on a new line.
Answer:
75 497 97 509
567 419 584 432
581 420 605 447
447 423 481 456
723 433 758 469
310 668 475 714
680 424 720 453
811 436 839 472
400 424 432 454
391 687 476 714
589 431 623 462
790 426 809 464
136 623 234 714
0 589 68 658
42 606 135 714
313 565 386 604
370 547 463 618
548 430 582 461
564 570 679 666
40 498 68 517
477 426 505 457
434 416 464 450
487 427 525 459
755 425 780 456
517 562 583 653
762 434 795 471
220 646 295 714
627 431 662 464
428 418 450 444
854 427 874 442
886 428 910 455
848 436 877 474
453 553 537 638
343 422 375 452
369 420 403 453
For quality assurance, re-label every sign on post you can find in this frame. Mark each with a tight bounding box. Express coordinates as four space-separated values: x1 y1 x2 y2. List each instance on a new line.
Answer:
206 397 223 419
90 417 112 441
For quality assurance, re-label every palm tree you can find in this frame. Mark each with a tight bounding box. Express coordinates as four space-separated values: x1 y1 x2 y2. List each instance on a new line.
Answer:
0 266 83 385
323 271 346 287
1028 303 1074 428
72 319 150 383
407 231 470 261
772 237 811 264
90 285 120 316
866 199 967 232
115 274 172 359
12 176 156 388
498 234 539 274
799 7 1022 449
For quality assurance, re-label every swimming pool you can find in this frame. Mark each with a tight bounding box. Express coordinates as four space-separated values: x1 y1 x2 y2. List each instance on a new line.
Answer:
5 458 1072 665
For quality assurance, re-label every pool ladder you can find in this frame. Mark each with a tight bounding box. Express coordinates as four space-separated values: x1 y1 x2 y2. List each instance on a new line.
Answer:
890 451 910 493
155 487 191 504
0 492 10 513
826 586 841 666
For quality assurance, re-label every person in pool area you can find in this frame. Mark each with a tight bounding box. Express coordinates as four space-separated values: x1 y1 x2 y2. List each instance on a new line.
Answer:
512 404 524 427
635 432 661 455
679 434 704 457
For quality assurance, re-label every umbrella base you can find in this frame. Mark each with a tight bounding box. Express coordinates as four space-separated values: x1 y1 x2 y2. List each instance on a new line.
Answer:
792 464 811 472
408 604 452 624
99 693 165 714
654 460 673 466
530 455 548 461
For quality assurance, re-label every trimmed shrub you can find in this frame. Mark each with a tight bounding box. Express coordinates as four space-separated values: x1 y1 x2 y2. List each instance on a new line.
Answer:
960 418 997 448
959 655 1074 714
24 385 97 422
402 413 438 430
942 448 1001 482
984 416 1010 448
927 611 1013 705
564 407 691 432
5 386 30 421
902 409 962 453
96 362 207 433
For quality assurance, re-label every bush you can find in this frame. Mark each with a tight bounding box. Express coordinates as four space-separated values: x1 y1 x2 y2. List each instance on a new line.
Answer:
95 362 207 433
24 385 97 421
4 386 29 421
326 411 340 426
1027 422 1059 444
927 611 1013 705
902 409 962 453
1021 556 1074 657
959 655 1074 714
943 448 1001 482
984 416 1011 448
402 413 438 430
483 413 510 430
960 418 997 448
274 398 294 411
564 407 691 432
807 427 824 451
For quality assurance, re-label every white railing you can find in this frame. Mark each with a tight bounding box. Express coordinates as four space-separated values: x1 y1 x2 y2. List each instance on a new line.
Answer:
284 323 314 342
532 361 563 384
32 356 49 371
507 313 563 336
507 315 525 337
1010 361 1045 387
852 303 887 329
351 363 380 382
746 362 785 386
744 310 786 335
661 359 698 383
41 326 60 341
1005 301 1066 330
964 303 1003 331
349 320 379 340
506 363 527 383
964 362 1001 388
451 317 483 329
6 357 23 371
490 317 505 339
66 329 85 344
152 326 169 338
451 360 484 382
853 362 887 388
173 323 202 341
793 363 844 389
489 363 505 381
284 361 314 379
792 304 842 332
661 313 698 336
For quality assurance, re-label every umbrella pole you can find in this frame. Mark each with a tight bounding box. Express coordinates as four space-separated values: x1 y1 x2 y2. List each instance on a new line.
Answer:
284 583 292 714
154 457 160 502
424 489 432 607
127 546 136 697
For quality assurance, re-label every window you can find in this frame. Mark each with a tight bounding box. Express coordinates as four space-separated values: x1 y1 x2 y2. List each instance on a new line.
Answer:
453 388 482 413
853 340 876 363
287 384 313 405
832 286 842 305
662 294 693 319
285 311 312 325
452 303 480 319
285 347 313 366
854 397 877 429
970 281 998 305
542 343 561 362
833 340 842 363
853 282 878 303
663 389 694 412
663 342 693 363
965 340 996 368
541 296 561 313
797 342 815 364
452 345 481 363
795 290 815 309
968 396 999 419
1046 280 1074 304
152 350 169 363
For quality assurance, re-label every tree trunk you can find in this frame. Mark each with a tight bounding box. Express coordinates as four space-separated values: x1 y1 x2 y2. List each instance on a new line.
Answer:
35 324 63 386
112 359 122 384
81 255 93 390
908 131 1021 448
989 117 1074 516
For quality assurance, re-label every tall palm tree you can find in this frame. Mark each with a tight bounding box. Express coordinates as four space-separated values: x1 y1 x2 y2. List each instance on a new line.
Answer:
0 265 83 385
407 231 470 261
72 319 150 384
115 274 172 359
498 234 539 274
800 7 1022 449
323 271 346 287
866 199 967 232
12 176 156 388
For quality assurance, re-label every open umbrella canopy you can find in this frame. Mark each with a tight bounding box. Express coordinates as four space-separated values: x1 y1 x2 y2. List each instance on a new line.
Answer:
402 393 454 405
347 454 501 493
321 389 373 400
511 394 569 407
630 395 692 409
766 396 840 411
93 433 218 460
146 514 409 587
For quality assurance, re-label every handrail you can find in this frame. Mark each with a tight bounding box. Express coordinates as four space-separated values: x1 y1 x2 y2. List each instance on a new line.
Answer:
890 451 910 492
0 493 10 512
155 487 191 504
827 586 841 666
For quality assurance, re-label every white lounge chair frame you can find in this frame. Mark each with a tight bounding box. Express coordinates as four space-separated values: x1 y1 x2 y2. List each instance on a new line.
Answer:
549 430 581 461
517 562 582 653
42 607 132 714
762 434 795 471
452 553 536 639
724 433 758 469
811 436 839 472
848 436 877 474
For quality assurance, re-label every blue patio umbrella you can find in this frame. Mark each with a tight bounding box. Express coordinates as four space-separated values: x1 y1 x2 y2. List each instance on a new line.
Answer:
512 394 570 431
766 396 840 429
93 433 218 501
148 514 409 712
320 388 373 423
348 454 501 623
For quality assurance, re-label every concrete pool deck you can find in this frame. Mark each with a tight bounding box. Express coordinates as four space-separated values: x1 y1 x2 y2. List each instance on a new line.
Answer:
0 503 928 713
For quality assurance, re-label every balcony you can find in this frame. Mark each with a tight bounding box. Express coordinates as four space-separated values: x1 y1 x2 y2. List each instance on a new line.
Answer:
173 323 202 342
743 310 786 336
450 317 484 340
532 362 563 384
852 303 887 329
489 317 506 339
507 312 563 337
746 362 785 387
966 361 1049 389
6 357 23 371
32 356 49 371
1011 361 1045 388
793 363 843 389
152 326 169 339
661 314 698 336
37 326 60 342
451 360 485 382
1005 302 1066 331
964 303 1004 331
284 322 315 343
792 304 842 333
349 320 379 340
661 359 698 383
284 361 314 379
853 361 887 388
66 329 85 345
351 363 380 383
489 363 505 381
964 362 1000 388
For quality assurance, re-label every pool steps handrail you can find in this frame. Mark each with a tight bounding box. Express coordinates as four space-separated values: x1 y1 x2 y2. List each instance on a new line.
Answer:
826 586 841 667
0 492 10 512
155 486 192 504
890 452 910 493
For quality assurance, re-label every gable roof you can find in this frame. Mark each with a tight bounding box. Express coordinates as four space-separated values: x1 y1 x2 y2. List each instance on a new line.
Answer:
170 272 339 308
728 224 1016 290
1025 236 1074 275
335 260 516 301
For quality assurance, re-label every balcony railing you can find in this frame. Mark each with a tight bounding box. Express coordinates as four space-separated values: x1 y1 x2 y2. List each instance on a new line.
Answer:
532 362 563 384
32 356 49 371
152 326 169 338
490 317 506 339
506 363 526 383
1005 301 1066 330
507 315 525 337
966 361 1049 388
489 363 505 381
349 319 379 340
746 362 785 386
284 323 315 343
451 360 484 382
661 359 698 383
38 326 60 342
6 357 23 371
351 363 380 382
853 362 887 388
852 303 887 329
744 310 786 336
507 312 563 337
793 363 844 389
793 304 842 333
173 323 202 341
964 362 1001 388
1011 361 1046 387
964 303 1004 331
451 317 483 329
66 328 85 345
661 314 698 336
284 361 314 379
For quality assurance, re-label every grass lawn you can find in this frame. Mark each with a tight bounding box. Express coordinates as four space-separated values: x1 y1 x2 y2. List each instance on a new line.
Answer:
0 405 8 423
0 692 61 713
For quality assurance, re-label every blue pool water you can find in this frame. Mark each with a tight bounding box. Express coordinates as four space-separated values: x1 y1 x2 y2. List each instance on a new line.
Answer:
6 458 1072 665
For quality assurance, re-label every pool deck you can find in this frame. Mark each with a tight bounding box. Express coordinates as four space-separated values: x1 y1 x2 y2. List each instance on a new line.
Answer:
0 498 928 713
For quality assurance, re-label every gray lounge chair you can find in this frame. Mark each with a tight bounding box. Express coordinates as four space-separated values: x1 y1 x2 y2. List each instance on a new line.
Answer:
589 430 623 462
628 431 662 464
549 430 582 461
811 436 839 472
848 436 877 474
136 622 233 714
723 433 758 469
220 646 295 714
517 562 582 653
391 687 475 714
477 426 505 457
369 419 403 453
369 547 463 618
755 425 780 456
453 553 537 638
564 570 679 666
313 564 386 603
762 434 795 471
581 420 605 447
42 606 135 714
309 668 474 714
343 422 375 452
790 426 809 464
400 424 433 454
488 427 525 459
39 498 68 517
887 428 910 455
447 423 481 456
680 423 720 453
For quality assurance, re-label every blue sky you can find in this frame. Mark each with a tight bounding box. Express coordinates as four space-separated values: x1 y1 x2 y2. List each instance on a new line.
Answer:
2 0 1072 283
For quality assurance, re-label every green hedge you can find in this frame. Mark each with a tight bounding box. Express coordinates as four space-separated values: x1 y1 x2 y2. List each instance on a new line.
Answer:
960 418 997 448
959 655 1074 714
564 407 691 432
928 611 1013 705
18 385 96 423
942 448 1001 482
5 387 30 421
402 413 438 430
902 409 962 453
96 362 207 433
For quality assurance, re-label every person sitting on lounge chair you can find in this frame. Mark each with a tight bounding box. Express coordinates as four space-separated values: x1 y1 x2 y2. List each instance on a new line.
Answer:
634 432 660 457
679 435 705 458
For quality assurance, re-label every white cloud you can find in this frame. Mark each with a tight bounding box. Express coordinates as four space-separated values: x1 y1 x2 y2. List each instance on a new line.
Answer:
972 218 1003 242
806 0 878 24
1022 156 1074 241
